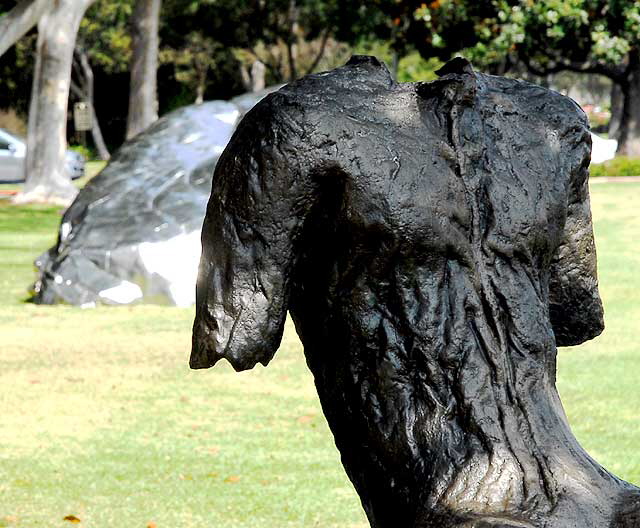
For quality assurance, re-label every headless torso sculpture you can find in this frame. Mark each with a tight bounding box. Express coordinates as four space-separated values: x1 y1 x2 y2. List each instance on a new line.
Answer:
191 56 640 527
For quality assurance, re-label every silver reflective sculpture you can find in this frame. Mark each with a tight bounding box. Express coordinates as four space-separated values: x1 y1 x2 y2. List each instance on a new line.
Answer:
31 91 274 306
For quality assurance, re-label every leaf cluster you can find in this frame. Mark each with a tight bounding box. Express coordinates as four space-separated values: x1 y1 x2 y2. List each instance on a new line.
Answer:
405 0 640 80
79 0 134 73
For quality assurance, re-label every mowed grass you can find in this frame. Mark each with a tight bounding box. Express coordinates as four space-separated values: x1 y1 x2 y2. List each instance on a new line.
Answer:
0 182 639 527
557 182 640 480
0 200 366 527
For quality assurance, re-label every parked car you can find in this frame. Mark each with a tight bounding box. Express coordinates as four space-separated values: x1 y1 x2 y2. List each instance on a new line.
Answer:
0 128 85 183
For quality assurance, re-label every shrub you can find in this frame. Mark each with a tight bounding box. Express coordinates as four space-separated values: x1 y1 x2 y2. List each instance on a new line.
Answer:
68 144 96 161
591 157 640 177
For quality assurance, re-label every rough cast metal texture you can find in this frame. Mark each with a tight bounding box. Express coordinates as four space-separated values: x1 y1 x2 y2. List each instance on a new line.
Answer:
191 56 640 527
30 91 273 307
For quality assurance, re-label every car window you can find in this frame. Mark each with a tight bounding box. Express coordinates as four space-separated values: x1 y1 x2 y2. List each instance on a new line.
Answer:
0 138 12 150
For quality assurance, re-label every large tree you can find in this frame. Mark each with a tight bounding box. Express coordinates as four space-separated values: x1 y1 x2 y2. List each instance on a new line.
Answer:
72 0 134 159
0 0 48 58
126 0 161 139
161 0 392 92
71 46 111 160
400 0 640 156
14 0 96 205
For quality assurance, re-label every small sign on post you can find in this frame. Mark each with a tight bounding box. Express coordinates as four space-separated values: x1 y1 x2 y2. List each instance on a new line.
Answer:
73 102 93 132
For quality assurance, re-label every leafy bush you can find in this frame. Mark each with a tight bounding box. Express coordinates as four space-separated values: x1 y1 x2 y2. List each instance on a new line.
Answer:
68 144 95 161
591 157 640 177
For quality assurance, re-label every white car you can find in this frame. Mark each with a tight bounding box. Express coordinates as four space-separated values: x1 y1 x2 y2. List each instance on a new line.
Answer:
0 128 85 183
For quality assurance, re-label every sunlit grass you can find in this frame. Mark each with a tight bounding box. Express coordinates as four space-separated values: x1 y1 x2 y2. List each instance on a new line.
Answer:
0 192 366 528
0 182 638 527
557 182 640 481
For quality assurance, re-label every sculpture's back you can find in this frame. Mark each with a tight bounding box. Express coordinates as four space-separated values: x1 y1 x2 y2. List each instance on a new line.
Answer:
191 56 640 527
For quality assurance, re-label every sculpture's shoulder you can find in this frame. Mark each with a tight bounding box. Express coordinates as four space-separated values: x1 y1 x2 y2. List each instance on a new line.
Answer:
232 55 395 154
476 72 592 184
479 72 590 136
246 55 394 122
282 55 394 100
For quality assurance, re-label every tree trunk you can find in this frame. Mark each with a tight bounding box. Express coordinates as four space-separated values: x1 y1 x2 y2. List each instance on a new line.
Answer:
304 29 329 75
239 60 267 93
126 0 161 139
195 77 205 105
616 51 640 156
608 82 623 140
285 39 297 82
250 60 266 92
391 49 399 80
285 0 298 82
14 0 95 206
0 0 49 58
239 63 252 92
75 49 110 160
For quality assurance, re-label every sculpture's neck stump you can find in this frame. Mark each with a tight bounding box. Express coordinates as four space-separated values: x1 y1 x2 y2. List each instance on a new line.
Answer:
417 57 479 108
345 54 395 88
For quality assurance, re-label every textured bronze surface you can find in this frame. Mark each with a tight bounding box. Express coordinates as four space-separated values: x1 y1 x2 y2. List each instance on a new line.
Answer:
192 56 640 527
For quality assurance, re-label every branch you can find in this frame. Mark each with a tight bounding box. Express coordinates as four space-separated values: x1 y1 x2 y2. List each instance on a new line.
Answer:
522 46 626 82
247 45 280 78
285 39 296 81
70 79 86 99
253 41 284 82
305 27 330 75
272 45 283 77
0 0 49 58
285 0 298 81
72 50 88 91
623 48 640 81
77 48 95 100
519 52 563 77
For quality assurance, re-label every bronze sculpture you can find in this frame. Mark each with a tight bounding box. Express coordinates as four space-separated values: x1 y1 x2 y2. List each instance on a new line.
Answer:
191 56 640 527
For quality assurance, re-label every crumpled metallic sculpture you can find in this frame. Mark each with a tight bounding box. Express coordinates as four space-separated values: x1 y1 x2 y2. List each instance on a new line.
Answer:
30 90 273 307
191 56 640 527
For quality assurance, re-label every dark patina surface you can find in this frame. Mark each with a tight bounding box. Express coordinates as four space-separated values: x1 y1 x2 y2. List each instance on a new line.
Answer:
191 56 640 527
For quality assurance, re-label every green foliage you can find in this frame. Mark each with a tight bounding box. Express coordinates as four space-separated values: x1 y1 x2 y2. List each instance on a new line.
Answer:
79 0 133 73
403 1 640 153
591 157 640 177
408 0 640 78
161 0 392 88
353 39 395 64
160 32 220 102
397 52 442 82
68 144 95 161
352 40 442 81
0 31 35 116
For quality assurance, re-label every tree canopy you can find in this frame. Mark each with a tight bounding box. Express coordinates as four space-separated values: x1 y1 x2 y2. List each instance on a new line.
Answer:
395 0 640 154
409 0 639 78
2 0 639 158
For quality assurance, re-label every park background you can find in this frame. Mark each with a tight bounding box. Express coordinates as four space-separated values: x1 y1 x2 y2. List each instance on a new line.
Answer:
1 1 639 526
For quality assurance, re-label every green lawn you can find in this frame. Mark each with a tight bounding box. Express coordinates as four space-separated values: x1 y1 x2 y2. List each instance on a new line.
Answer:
0 183 639 527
